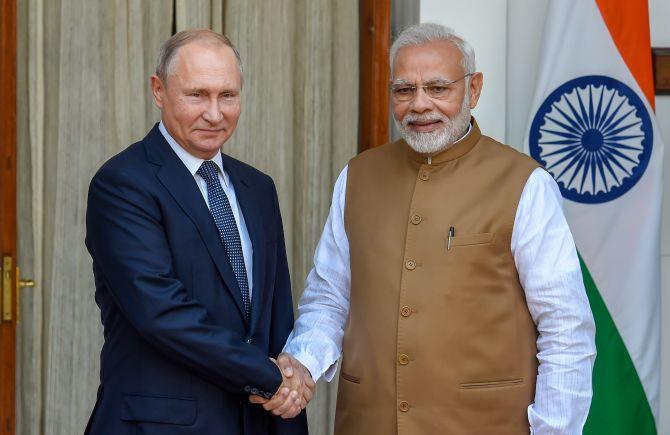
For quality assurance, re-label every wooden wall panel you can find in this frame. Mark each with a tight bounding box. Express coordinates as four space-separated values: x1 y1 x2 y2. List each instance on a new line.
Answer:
0 0 17 433
653 48 670 95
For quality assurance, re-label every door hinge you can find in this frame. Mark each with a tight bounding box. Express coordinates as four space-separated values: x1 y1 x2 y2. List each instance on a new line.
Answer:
2 256 12 321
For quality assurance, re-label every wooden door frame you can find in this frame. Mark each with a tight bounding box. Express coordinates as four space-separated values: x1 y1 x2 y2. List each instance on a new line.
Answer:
359 0 391 152
0 0 17 434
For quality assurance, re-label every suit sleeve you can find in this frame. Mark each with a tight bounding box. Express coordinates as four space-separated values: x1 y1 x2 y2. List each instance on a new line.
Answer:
265 179 309 433
85 165 282 397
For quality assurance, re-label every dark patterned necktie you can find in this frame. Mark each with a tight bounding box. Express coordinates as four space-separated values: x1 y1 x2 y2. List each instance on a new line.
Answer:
196 160 250 321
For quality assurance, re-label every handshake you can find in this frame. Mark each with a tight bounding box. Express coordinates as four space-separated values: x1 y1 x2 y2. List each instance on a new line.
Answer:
250 353 316 419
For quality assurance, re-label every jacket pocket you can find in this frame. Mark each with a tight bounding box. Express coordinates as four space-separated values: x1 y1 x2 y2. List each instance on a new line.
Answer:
447 232 494 248
459 378 523 389
340 371 361 384
120 394 197 425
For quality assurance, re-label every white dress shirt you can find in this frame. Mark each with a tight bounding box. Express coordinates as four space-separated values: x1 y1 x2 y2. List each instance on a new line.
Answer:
284 140 596 434
159 122 254 299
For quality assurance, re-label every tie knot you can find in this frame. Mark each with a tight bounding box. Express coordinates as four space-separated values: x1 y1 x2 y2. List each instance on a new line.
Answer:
197 160 220 183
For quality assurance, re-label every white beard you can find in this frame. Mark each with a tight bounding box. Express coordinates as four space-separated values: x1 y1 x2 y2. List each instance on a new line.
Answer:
394 93 472 155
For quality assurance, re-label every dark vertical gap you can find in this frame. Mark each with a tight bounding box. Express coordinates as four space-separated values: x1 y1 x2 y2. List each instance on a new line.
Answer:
171 0 177 35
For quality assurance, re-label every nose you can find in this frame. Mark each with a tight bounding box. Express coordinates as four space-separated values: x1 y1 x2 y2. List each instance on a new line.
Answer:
202 98 223 124
408 86 434 114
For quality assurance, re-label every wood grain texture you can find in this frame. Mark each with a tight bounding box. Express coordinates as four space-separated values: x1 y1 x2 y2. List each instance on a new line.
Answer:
0 0 17 434
653 47 670 95
359 0 390 151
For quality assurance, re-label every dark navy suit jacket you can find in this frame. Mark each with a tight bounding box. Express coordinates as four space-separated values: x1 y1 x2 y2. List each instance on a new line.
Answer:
84 125 308 434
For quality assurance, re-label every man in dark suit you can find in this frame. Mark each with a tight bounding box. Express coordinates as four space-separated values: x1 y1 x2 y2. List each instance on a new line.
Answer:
84 29 312 434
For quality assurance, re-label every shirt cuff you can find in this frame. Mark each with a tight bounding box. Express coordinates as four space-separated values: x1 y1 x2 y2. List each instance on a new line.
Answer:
323 361 338 382
290 351 323 383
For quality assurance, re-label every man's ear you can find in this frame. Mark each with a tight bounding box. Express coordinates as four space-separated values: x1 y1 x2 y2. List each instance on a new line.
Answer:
468 72 483 109
150 75 165 109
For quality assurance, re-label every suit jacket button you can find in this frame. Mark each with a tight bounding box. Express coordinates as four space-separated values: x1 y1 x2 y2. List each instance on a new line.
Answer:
400 306 412 317
244 386 251 393
251 388 259 395
245 338 252 344
264 392 273 399
398 354 410 365
398 401 410 412
405 259 416 270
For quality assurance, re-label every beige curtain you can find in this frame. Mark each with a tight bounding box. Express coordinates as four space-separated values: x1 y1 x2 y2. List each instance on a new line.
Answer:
218 2 359 433
17 2 358 434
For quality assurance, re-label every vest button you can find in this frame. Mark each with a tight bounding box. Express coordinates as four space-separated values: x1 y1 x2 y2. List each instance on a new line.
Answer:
405 259 416 270
419 171 430 181
410 214 422 225
398 354 410 365
400 306 411 317
398 401 410 412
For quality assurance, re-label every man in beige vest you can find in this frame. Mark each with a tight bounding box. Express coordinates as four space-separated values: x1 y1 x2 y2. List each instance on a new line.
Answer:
257 23 596 434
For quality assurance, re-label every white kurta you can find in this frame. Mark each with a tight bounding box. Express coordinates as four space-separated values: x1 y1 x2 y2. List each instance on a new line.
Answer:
285 159 596 434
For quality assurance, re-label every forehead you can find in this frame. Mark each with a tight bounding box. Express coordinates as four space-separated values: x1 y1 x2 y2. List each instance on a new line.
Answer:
392 40 464 81
170 41 241 88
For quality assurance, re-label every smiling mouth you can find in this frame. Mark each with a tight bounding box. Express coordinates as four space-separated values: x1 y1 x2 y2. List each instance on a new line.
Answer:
408 119 443 132
409 120 442 126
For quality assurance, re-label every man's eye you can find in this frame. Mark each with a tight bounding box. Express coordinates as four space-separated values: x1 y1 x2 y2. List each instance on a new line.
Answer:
394 86 414 95
188 92 201 97
427 85 448 95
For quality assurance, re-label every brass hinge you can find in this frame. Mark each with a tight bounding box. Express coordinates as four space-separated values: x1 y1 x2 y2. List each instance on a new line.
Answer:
2 256 12 321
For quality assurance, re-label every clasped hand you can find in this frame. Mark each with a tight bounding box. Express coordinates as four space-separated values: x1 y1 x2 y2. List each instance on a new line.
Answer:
249 352 316 419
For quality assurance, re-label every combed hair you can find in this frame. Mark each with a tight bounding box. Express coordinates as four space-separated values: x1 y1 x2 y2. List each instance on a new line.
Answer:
155 29 243 83
389 23 476 77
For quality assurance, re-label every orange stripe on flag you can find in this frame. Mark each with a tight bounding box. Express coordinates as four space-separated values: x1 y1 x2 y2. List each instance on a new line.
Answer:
595 0 655 110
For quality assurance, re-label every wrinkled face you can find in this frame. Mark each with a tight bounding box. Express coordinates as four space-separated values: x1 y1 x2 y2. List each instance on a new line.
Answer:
391 41 482 154
151 42 242 159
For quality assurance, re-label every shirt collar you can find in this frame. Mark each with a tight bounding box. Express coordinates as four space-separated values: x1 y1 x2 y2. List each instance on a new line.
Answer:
159 121 230 187
454 122 472 144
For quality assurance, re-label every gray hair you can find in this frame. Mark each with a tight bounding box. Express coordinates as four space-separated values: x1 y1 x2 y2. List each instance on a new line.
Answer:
390 23 476 78
155 29 243 83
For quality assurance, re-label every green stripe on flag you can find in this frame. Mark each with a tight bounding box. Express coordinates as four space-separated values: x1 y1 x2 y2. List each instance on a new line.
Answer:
580 256 656 434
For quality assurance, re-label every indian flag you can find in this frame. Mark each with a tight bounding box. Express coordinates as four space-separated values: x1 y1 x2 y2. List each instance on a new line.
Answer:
524 0 663 433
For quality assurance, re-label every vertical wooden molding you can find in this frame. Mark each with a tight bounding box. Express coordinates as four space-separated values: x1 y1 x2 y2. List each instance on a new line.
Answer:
359 0 391 152
652 47 670 95
0 0 17 433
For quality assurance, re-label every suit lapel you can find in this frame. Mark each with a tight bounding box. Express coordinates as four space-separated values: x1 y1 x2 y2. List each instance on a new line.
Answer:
145 126 247 322
222 154 267 335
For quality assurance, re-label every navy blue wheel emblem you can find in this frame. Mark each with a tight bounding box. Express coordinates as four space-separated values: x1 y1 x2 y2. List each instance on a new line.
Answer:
529 75 652 203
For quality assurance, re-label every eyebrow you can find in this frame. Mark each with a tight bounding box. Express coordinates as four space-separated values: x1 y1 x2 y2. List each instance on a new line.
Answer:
391 76 451 85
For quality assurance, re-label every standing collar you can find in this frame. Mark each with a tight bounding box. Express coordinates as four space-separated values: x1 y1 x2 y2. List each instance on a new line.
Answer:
159 121 230 187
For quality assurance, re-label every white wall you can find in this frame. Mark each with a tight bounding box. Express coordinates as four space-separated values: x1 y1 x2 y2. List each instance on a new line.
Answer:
419 0 670 431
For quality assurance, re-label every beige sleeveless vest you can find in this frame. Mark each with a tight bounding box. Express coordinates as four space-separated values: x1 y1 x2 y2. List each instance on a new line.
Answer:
335 120 540 435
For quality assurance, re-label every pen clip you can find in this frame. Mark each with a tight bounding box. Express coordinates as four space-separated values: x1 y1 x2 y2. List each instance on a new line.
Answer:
447 226 455 251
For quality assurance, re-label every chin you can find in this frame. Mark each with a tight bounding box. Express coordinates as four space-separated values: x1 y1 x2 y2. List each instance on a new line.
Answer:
189 142 222 158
